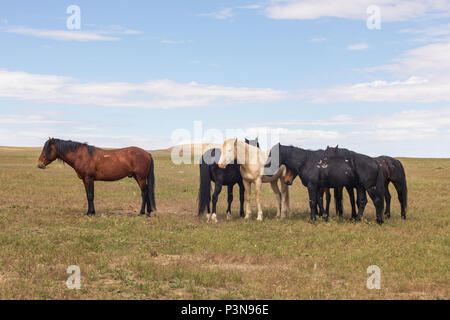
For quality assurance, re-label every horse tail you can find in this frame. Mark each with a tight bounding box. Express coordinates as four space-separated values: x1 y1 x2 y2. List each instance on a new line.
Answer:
147 153 157 212
397 160 408 215
198 159 211 216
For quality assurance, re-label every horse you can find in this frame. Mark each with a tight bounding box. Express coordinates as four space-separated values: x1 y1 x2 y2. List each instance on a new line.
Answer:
325 147 408 219
267 144 385 224
37 138 156 216
374 156 408 219
283 163 358 218
218 138 290 221
198 138 260 223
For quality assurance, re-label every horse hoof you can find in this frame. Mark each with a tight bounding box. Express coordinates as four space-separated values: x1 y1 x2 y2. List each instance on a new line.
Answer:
211 213 218 223
146 213 151 217
226 213 232 221
206 214 211 223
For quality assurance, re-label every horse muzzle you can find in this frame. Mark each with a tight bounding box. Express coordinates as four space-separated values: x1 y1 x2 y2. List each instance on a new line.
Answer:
37 163 46 169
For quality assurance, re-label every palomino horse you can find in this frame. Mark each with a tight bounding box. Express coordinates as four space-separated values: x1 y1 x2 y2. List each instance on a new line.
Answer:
218 138 290 221
37 138 156 216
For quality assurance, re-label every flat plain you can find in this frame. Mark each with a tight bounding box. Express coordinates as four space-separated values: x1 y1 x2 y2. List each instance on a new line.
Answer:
0 147 448 299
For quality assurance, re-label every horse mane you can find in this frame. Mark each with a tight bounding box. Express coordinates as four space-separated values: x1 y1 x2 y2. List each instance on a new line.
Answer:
52 139 95 157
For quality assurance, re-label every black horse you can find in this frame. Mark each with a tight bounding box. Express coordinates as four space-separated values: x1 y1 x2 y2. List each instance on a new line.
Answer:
325 147 408 219
284 167 358 219
267 144 386 224
375 156 408 219
198 138 259 222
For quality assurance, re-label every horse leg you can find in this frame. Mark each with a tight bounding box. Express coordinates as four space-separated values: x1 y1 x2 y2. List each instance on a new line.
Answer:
135 176 148 216
83 177 95 216
226 185 233 220
243 180 252 219
238 180 245 217
325 188 331 217
280 179 288 218
316 188 324 217
307 185 318 222
270 181 282 218
384 182 391 219
367 187 384 225
346 187 356 219
255 178 263 221
210 181 222 223
334 187 343 217
355 187 367 221
393 181 406 219
317 189 328 221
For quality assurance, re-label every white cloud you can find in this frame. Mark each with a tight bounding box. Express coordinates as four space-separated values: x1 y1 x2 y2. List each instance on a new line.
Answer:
4 26 120 41
0 69 288 109
347 43 368 51
198 8 234 20
309 37 327 43
264 0 450 21
2 24 142 42
160 39 192 45
244 106 450 156
303 41 450 103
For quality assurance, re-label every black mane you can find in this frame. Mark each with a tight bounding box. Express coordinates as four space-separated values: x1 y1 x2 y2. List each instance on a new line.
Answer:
45 138 95 157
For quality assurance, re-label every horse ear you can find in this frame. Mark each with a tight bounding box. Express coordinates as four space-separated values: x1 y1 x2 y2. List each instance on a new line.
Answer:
49 137 55 144
334 145 338 152
234 138 237 146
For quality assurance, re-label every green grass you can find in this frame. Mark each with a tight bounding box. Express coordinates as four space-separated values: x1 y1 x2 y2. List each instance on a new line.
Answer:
0 147 448 299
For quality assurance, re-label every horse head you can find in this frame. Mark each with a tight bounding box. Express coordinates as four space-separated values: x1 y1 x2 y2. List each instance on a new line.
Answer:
37 137 57 169
218 138 238 169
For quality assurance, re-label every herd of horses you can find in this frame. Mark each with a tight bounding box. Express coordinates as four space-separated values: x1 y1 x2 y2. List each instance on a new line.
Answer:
37 137 407 225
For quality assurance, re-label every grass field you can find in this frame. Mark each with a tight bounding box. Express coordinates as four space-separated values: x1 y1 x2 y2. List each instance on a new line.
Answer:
0 147 448 299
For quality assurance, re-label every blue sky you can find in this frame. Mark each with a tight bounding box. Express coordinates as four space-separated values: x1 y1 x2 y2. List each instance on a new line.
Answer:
1 0 450 157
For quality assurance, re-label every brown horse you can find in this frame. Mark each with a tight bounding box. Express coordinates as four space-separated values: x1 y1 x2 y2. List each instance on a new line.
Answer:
37 138 156 216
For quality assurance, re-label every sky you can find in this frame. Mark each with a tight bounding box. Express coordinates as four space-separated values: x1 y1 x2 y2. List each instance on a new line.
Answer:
1 0 450 157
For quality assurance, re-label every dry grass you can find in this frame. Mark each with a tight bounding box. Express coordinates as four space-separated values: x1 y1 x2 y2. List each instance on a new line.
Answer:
0 148 448 299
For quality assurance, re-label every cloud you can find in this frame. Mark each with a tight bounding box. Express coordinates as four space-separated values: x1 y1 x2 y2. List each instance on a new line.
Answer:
160 39 192 45
0 69 288 109
237 5 262 9
4 26 120 41
264 0 450 21
347 43 368 51
309 37 327 43
303 41 450 103
244 105 450 157
2 24 142 42
198 8 234 20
